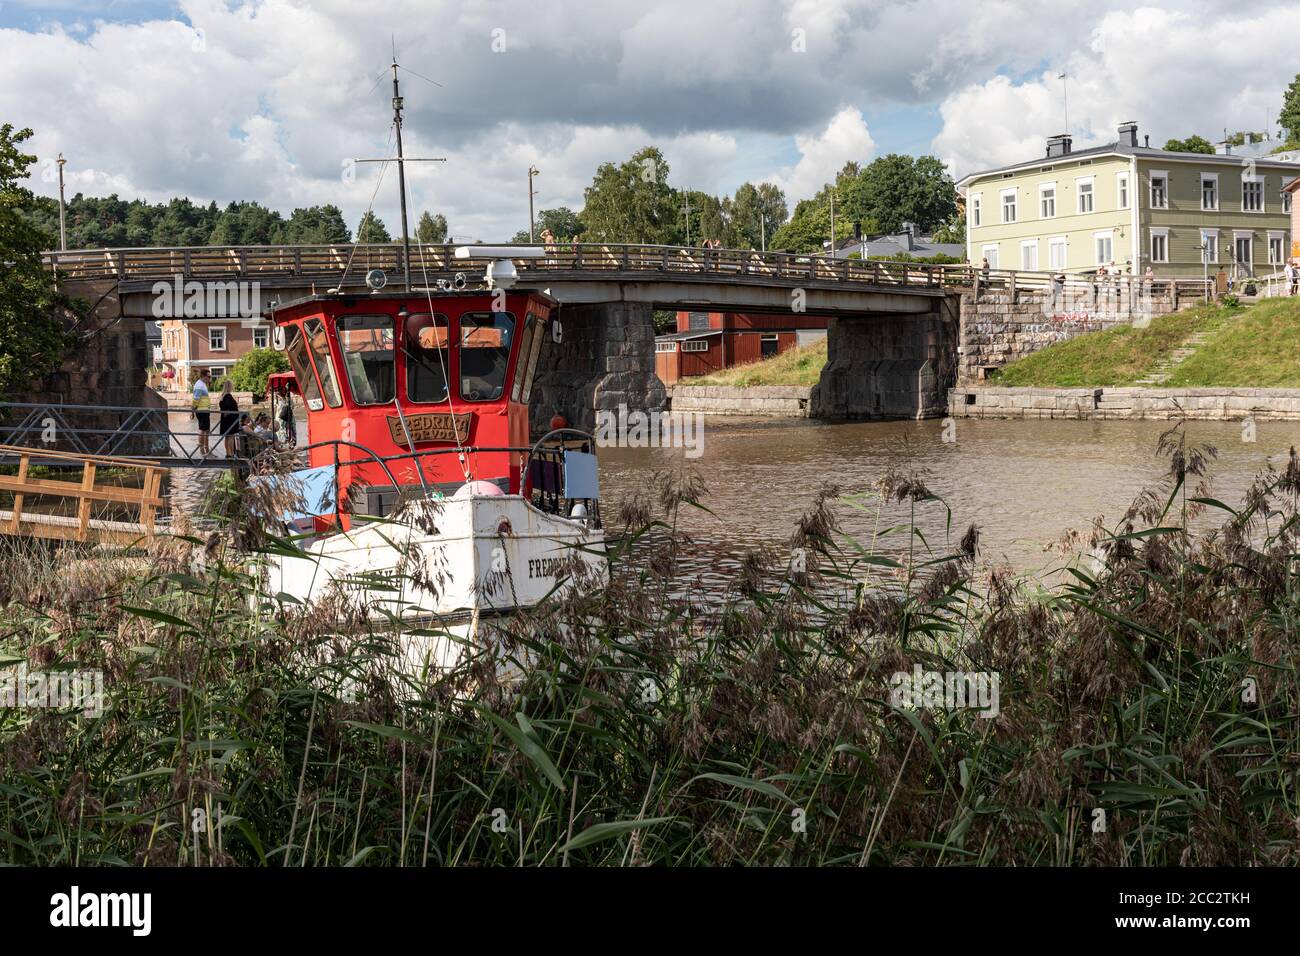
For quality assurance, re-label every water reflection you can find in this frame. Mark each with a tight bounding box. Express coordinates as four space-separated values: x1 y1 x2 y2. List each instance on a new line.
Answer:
597 417 1298 592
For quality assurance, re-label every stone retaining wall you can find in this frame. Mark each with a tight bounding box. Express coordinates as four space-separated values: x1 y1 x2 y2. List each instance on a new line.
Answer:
671 384 812 417
958 287 1184 382
950 385 1300 421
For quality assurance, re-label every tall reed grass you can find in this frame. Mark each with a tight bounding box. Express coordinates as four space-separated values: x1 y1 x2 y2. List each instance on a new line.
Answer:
1 425 1297 866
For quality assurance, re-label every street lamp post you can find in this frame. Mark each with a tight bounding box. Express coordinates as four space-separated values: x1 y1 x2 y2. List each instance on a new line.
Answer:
528 165 540 242
57 154 67 252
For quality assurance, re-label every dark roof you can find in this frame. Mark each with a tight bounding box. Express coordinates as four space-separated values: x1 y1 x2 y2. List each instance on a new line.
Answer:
655 329 723 342
958 140 1300 188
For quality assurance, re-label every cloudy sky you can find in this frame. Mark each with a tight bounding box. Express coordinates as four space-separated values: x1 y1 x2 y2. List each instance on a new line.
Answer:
2 0 1297 243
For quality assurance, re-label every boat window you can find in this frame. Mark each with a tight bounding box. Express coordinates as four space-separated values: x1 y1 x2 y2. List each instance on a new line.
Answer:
521 314 545 404
337 314 395 405
511 316 537 403
460 311 515 402
304 318 342 407
284 324 324 411
405 313 451 404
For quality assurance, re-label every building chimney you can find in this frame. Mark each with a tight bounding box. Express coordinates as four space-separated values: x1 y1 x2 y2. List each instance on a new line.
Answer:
1118 121 1139 147
1046 133 1073 158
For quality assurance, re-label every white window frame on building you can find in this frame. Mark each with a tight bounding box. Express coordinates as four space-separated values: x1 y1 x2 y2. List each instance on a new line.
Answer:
1093 230 1114 266
1284 191 1293 214
1076 176 1095 214
1039 182 1056 218
1000 188 1017 224
1149 170 1169 209
1048 236 1067 270
1200 173 1219 212
1116 172 1130 209
1020 239 1039 271
971 193 982 227
1233 230 1254 271
1267 231 1286 266
208 325 227 352
654 340 677 353
252 326 269 349
1200 228 1220 264
1241 174 1264 213
681 339 710 353
981 244 1000 268
208 366 227 379
1149 227 1169 264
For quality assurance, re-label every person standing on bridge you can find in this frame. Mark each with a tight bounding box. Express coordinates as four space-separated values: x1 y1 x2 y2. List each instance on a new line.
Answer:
191 369 212 457
218 379 240 458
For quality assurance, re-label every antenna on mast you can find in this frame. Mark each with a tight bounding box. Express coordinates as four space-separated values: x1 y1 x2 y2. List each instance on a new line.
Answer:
353 50 447 291
1058 72 1070 133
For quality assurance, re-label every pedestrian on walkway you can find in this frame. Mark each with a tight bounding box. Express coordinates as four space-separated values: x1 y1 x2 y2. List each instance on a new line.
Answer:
218 380 239 458
191 369 212 457
1287 258 1299 296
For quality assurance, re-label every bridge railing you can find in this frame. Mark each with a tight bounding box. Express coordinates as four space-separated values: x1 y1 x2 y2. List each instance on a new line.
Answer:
40 243 1213 303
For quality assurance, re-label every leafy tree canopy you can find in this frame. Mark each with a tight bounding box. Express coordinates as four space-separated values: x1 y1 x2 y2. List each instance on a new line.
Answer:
1280 73 1300 146
229 347 290 395
356 210 391 243
1162 135 1215 154
415 211 448 244
0 124 75 398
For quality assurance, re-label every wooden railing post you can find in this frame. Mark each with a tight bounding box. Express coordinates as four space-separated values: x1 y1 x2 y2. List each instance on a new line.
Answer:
9 452 28 533
140 467 160 535
77 462 96 542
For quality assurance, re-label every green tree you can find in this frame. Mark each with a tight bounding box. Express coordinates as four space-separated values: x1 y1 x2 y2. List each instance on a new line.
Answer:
0 124 75 398
578 147 678 244
229 347 290 395
931 211 966 245
281 205 351 244
848 154 956 234
356 211 391 243
1281 74 1300 145
511 206 584 243
415 211 448 243
729 182 788 250
1163 135 1215 154
208 201 286 245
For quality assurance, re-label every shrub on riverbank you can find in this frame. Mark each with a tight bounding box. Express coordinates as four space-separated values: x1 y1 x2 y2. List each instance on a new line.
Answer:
1 428 1298 865
991 303 1234 387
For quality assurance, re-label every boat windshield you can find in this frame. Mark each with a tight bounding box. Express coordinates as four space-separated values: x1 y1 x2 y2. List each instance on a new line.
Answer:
406 313 450 404
338 314 395 405
459 311 514 402
284 324 324 411
304 318 342 407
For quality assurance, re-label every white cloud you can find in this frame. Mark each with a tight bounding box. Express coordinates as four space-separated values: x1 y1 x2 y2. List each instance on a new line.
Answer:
767 107 876 200
933 5 1300 180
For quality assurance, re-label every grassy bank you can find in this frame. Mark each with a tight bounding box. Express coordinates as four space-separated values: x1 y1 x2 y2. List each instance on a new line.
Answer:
689 338 827 387
990 303 1233 387
1 430 1299 866
1165 297 1300 387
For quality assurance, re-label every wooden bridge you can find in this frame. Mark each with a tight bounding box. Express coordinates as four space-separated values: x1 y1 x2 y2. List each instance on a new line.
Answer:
0 445 165 546
42 241 1214 305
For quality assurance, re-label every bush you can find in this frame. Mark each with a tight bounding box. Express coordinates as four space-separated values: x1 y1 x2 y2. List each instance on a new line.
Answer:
229 347 289 395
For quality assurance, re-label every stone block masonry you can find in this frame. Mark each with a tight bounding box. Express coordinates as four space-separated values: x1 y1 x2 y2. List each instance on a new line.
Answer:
670 385 812 417
528 302 667 435
958 286 1183 383
950 386 1300 421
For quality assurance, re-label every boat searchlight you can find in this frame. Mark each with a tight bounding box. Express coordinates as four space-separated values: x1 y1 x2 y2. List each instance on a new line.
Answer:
454 245 544 291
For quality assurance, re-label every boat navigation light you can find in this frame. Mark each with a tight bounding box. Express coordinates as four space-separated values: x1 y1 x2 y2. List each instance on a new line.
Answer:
365 268 388 291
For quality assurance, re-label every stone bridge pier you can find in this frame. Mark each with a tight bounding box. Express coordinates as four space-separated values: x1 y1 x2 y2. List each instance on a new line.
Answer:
528 302 667 435
810 295 960 420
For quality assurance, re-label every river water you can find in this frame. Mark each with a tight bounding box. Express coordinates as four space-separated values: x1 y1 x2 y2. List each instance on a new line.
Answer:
595 417 1300 590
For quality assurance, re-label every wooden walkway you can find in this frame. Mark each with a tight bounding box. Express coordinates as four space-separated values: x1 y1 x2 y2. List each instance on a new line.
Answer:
0 445 166 545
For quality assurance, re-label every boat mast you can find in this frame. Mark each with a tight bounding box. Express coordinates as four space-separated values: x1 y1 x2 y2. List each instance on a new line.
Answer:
391 59 412 292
